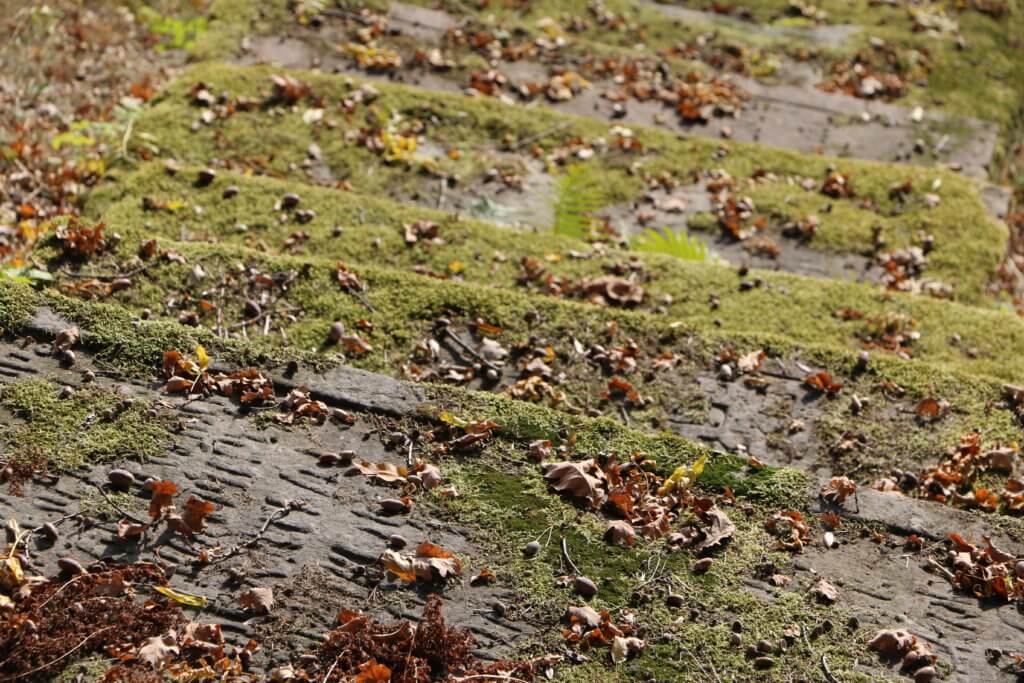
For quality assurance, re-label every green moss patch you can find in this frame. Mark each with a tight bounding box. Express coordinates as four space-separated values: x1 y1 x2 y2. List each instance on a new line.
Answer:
131 62 1006 302
87 163 1024 382
0 378 174 472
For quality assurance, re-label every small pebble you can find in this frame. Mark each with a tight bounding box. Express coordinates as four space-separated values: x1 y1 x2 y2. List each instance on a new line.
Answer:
388 534 408 550
40 523 59 542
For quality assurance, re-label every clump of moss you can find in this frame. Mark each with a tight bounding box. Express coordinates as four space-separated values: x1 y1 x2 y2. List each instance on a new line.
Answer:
0 379 174 471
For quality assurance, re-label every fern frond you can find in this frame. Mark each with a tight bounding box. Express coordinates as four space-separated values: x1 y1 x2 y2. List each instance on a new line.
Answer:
632 227 708 262
553 165 605 240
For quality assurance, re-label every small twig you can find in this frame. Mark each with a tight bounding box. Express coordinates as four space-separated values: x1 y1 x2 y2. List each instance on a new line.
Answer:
321 654 341 683
820 654 840 683
437 326 500 373
208 505 291 565
90 482 147 525
618 403 631 426
405 439 414 469
561 537 581 577
926 557 956 582
349 289 376 313
61 258 164 281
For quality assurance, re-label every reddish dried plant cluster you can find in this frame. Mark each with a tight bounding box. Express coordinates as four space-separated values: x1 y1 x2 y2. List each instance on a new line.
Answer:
282 595 538 682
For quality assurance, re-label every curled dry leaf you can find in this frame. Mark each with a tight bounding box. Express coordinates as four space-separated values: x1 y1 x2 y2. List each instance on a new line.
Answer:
350 459 408 484
765 510 810 552
181 496 216 534
737 349 765 374
804 371 843 396
382 542 462 584
543 459 607 508
611 635 645 664
693 505 735 554
915 397 950 421
812 578 840 604
820 476 857 505
605 520 636 547
148 480 178 519
239 586 275 614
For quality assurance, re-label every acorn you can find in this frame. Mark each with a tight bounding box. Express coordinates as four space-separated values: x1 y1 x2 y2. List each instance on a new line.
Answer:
523 540 541 557
692 557 714 574
388 534 408 550
40 523 59 542
666 594 685 608
107 469 135 489
328 321 345 343
379 498 410 514
197 168 217 186
574 576 598 599
57 558 86 575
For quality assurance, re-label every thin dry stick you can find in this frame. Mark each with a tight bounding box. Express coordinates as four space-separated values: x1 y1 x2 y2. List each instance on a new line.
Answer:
208 505 291 565
820 654 840 683
90 482 148 524
438 326 501 373
561 537 581 576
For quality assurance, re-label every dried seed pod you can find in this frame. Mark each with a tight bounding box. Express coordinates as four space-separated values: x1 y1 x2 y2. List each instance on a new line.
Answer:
40 523 59 541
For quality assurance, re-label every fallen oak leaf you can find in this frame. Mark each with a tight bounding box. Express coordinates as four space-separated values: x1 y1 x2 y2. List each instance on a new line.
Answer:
543 459 607 508
239 586 275 614
137 631 179 670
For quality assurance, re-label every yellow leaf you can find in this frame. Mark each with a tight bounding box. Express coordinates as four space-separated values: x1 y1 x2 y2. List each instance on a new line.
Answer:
0 557 24 592
438 411 466 428
447 261 465 274
657 455 707 496
153 585 208 607
195 345 209 371
0 594 12 609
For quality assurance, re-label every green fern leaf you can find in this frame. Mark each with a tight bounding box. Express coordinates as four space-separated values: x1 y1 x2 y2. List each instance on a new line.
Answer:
553 165 604 240
632 227 708 262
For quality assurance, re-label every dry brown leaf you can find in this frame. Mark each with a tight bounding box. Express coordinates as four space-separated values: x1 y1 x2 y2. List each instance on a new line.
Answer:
543 459 606 507
239 586 275 614
181 496 216 534
812 578 840 604
605 520 636 547
137 631 179 669
820 476 857 505
148 480 178 519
